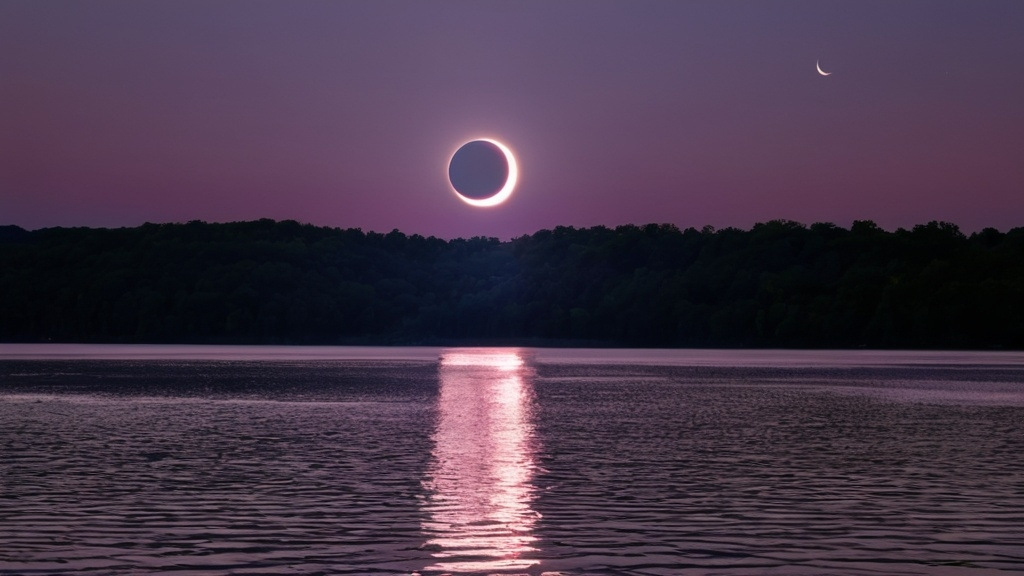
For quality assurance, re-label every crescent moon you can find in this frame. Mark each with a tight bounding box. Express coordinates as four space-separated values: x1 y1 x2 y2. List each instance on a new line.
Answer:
451 138 518 208
816 60 831 76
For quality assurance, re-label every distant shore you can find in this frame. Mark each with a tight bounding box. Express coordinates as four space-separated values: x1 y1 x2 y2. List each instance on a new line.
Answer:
3 343 1024 368
2 219 1022 350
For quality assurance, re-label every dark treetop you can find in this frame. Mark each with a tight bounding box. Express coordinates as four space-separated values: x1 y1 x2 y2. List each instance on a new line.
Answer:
1 219 1022 348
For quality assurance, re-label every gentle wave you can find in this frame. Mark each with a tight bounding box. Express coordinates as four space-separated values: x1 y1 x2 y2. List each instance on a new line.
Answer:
2 354 1023 575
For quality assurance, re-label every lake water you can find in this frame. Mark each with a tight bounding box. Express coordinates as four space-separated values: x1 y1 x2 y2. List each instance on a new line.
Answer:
2 345 1023 575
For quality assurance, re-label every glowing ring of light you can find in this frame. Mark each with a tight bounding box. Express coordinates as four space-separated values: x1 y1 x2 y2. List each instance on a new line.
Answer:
449 138 518 207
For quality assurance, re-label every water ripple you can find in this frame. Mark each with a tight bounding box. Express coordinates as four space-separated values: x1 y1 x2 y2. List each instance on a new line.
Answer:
2 355 1023 575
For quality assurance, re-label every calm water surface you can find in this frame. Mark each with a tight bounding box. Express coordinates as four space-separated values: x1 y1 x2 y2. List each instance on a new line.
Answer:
1 345 1023 575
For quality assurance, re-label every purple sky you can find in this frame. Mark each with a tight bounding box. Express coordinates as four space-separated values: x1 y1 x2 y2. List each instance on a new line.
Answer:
2 1 1023 239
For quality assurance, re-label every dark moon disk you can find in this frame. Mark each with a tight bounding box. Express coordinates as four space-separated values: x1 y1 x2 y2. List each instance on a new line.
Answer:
448 140 510 200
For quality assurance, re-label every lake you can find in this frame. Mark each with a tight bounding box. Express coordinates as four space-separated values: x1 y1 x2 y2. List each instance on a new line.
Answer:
2 345 1023 575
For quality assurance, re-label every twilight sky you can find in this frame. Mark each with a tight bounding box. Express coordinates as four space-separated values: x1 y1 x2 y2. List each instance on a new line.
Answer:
2 0 1023 239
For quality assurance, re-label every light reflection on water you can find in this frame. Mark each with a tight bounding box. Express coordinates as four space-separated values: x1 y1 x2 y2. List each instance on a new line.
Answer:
421 348 541 573
3 348 1024 575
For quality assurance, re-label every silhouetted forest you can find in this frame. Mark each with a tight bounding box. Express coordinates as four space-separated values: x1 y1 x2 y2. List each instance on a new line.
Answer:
1 219 1022 348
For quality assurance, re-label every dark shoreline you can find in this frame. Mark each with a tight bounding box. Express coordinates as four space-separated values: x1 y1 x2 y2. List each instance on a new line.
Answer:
2 219 1023 350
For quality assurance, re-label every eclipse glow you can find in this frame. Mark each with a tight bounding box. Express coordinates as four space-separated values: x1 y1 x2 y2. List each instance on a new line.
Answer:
448 138 518 207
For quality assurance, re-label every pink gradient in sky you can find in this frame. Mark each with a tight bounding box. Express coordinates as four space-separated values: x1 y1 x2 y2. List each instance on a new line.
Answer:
2 1 1023 238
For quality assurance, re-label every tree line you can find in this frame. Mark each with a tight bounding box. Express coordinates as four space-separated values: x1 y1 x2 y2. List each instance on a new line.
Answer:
1 218 1022 348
